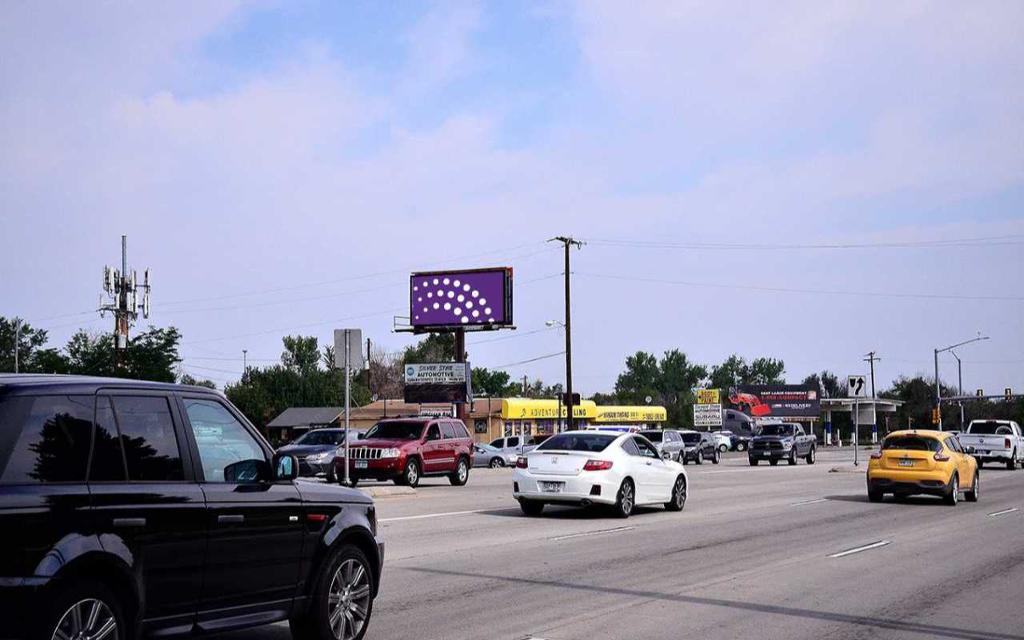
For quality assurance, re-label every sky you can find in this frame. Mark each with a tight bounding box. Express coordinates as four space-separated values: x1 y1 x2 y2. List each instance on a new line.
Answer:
1 1 1022 395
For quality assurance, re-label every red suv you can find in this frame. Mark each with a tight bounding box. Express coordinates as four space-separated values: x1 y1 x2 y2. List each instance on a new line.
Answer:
334 418 474 488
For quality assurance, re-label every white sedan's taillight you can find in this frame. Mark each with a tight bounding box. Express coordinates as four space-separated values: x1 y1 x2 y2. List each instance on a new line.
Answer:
516 456 528 469
583 459 613 471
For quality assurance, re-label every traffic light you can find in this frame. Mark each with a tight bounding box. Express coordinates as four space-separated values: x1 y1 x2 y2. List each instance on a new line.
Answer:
931 407 941 425
1007 388 1014 402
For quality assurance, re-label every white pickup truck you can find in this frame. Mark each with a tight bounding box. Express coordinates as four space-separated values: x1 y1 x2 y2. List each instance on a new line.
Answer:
959 420 1024 470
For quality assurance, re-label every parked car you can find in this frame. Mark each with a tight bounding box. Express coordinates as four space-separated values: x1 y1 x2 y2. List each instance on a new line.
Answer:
679 430 721 464
867 430 979 504
708 431 731 453
473 443 518 468
639 429 685 461
489 435 535 458
512 430 688 518
958 420 1024 470
0 374 383 640
722 410 757 451
335 418 474 488
749 423 816 465
278 427 358 482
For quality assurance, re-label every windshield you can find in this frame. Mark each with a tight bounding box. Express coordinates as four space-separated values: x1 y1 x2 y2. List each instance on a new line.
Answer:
760 425 793 437
536 433 615 453
882 436 941 452
293 430 344 446
681 433 701 444
639 431 663 442
364 421 424 440
969 422 1013 435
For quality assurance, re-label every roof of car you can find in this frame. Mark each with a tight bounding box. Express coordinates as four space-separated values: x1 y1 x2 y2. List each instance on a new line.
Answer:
885 429 946 440
0 373 223 396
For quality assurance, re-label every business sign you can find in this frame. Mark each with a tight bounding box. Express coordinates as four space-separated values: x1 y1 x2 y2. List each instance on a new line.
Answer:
696 388 721 405
501 398 598 420
418 406 454 418
410 268 513 329
594 406 668 423
693 403 723 427
728 385 820 419
404 362 471 404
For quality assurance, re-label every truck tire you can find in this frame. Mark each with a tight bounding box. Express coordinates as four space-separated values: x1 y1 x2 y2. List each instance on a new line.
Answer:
696 450 704 465
748 458 758 466
788 449 797 465
736 442 747 452
1008 453 1017 471
868 489 884 503
806 447 816 464
769 459 779 466
519 499 544 516
712 450 720 464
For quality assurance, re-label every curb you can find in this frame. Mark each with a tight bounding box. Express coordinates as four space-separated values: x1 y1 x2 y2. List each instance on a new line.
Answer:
361 486 417 498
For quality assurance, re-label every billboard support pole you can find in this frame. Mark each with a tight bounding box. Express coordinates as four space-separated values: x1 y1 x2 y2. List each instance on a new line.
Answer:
454 328 467 422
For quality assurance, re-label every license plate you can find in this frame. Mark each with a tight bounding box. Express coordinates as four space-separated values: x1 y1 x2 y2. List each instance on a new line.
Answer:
540 481 564 493
355 461 368 469
898 459 914 467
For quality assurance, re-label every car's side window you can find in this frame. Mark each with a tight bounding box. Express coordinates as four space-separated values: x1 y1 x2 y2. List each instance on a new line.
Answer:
621 437 641 456
0 394 93 484
425 424 441 441
507 437 520 448
634 438 659 459
946 437 962 454
440 422 457 439
184 398 265 482
111 395 184 482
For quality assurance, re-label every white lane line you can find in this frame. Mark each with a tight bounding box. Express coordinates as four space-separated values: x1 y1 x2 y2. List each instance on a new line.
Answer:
828 540 891 558
551 526 635 541
987 507 1019 517
380 509 492 523
791 498 828 506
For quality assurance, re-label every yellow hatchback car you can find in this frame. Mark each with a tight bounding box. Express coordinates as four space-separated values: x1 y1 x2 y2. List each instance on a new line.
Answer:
867 430 979 505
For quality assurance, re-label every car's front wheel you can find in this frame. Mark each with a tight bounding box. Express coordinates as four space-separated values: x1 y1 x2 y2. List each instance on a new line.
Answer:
712 450 721 464
664 475 687 511
719 444 729 453
944 473 959 506
449 457 469 486
965 470 980 502
806 447 816 464
290 544 375 640
736 442 747 452
769 459 779 466
868 489 884 502
489 457 504 468
402 459 420 488
39 580 125 640
696 450 704 465
748 458 758 466
788 449 797 466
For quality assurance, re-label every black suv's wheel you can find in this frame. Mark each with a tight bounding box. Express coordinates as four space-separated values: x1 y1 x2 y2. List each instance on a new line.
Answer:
806 447 816 465
37 580 125 640
965 470 980 502
712 450 721 464
326 466 337 483
402 459 420 488
788 449 797 466
489 457 504 468
769 459 779 466
696 450 704 465
449 457 469 486
748 457 758 466
290 544 375 640
519 499 544 516
613 479 635 518
664 475 687 511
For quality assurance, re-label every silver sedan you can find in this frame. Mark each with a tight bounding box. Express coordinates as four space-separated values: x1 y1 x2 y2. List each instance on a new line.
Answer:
473 443 518 468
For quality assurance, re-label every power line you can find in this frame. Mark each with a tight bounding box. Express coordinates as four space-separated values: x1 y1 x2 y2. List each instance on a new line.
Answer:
583 234 1024 252
493 351 567 369
575 272 1024 302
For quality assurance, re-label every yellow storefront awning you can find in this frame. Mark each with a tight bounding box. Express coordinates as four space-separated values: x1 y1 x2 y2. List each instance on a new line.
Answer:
594 406 668 423
501 398 597 420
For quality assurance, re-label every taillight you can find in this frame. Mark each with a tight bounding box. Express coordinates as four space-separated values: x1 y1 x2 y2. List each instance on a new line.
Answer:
870 452 882 460
516 456 528 469
583 459 613 471
934 451 950 462
1005 438 1012 449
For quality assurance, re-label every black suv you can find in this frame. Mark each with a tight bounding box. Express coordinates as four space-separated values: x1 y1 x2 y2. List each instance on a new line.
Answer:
0 375 383 640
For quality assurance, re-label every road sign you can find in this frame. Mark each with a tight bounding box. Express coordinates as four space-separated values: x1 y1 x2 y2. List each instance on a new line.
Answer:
1006 388 1013 402
847 375 868 398
694 403 723 428
976 389 984 397
696 389 721 405
333 329 364 370
931 407 941 425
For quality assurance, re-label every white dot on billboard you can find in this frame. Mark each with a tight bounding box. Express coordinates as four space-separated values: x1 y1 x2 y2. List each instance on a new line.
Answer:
433 278 439 285
453 280 461 287
461 316 469 323
447 291 454 298
457 294 465 302
485 307 492 314
463 284 471 292
472 310 480 318
444 302 451 310
417 297 422 302
426 292 432 298
436 289 443 297
413 286 418 291
465 301 473 309
479 298 487 305
454 308 462 315
488 317 494 322
471 290 478 297
422 307 428 312
443 278 450 285
433 303 440 309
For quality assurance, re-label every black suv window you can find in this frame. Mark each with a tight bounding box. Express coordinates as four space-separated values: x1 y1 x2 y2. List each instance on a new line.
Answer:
112 396 184 482
0 395 92 483
184 398 265 483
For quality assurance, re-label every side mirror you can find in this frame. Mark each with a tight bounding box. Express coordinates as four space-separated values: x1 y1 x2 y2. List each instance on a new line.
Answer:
964 446 976 455
272 453 299 481
357 432 365 440
661 451 672 460
224 459 269 484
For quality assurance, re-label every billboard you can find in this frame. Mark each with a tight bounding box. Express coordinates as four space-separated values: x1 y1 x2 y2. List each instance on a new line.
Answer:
410 268 513 329
404 362 471 404
727 385 820 419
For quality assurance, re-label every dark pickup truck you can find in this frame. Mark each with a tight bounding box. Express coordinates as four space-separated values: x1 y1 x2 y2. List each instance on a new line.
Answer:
748 422 816 466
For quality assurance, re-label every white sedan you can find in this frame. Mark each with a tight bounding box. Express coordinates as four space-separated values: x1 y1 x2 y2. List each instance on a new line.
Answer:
512 430 688 518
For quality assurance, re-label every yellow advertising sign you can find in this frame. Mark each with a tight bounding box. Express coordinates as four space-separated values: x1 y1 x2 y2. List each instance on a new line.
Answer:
594 406 668 423
501 398 597 420
696 389 721 405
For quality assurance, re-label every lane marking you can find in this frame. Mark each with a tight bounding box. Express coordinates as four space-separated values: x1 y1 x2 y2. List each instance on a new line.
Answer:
828 540 891 558
380 508 494 523
987 507 1019 517
791 498 828 506
551 526 635 541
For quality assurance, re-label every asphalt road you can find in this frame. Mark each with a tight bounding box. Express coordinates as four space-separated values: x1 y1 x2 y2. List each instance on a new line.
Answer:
215 449 1024 640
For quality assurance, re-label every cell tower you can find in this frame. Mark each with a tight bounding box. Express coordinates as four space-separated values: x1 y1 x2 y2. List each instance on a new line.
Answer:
99 235 151 368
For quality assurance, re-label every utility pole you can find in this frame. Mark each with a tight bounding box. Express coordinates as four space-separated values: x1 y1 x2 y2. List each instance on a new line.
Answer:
951 351 965 430
99 235 151 370
242 350 248 374
934 335 989 431
549 236 584 430
13 318 21 373
522 375 528 396
863 351 880 398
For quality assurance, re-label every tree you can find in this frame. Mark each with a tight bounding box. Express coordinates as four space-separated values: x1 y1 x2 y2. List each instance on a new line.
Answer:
180 373 217 389
472 367 513 397
402 333 455 365
60 326 182 382
614 349 707 428
0 317 65 373
281 336 320 373
367 347 404 400
881 376 958 429
709 354 786 389
802 370 842 399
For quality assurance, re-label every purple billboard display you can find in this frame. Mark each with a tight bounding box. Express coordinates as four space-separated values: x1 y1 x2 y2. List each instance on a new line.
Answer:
410 268 513 329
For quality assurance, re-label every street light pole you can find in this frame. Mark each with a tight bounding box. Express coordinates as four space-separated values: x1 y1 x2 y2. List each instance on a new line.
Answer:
549 237 583 430
951 350 964 430
934 334 989 431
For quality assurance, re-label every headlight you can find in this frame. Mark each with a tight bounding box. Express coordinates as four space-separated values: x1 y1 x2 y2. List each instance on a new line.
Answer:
782 441 793 449
379 448 401 458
